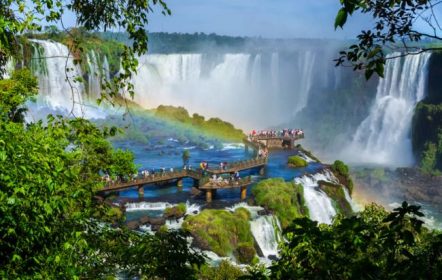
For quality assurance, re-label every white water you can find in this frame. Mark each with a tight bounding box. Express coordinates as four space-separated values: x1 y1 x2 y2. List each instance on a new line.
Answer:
86 50 109 98
129 50 338 130
250 215 282 258
294 170 338 224
30 40 85 115
347 52 431 166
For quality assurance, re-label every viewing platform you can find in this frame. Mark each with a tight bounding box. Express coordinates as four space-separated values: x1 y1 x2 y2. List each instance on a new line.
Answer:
244 133 304 150
98 158 267 202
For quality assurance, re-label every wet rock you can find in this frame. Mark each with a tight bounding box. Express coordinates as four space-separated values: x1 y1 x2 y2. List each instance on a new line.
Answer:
126 220 140 230
190 234 210 251
139 216 150 225
268 255 279 261
149 217 166 226
151 224 162 232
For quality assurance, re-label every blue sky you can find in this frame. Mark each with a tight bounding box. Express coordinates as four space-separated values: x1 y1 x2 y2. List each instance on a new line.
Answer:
59 0 442 39
145 0 372 39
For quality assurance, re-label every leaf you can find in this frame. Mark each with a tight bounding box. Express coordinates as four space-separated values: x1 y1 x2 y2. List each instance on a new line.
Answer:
365 69 374 80
335 8 348 29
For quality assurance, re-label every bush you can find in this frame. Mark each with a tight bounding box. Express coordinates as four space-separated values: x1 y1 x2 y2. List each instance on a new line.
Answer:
288 155 308 168
198 260 244 280
331 160 349 176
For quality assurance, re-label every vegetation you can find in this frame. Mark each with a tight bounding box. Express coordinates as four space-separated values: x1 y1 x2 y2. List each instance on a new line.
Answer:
318 181 353 216
335 0 442 79
155 105 245 142
287 155 308 168
331 160 354 194
198 260 245 280
0 70 205 278
164 203 187 219
182 208 256 264
265 202 442 279
252 178 308 229
413 100 442 174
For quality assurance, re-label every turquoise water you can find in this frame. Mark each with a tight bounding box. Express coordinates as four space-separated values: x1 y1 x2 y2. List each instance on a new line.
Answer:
113 139 324 207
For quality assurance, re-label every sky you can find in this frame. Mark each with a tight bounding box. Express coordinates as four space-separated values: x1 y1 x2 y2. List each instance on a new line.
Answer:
145 0 372 39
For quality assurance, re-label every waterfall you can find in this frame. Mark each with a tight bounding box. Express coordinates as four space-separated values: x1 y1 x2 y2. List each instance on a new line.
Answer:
251 54 262 89
294 51 316 115
30 39 84 115
250 215 282 258
294 170 338 224
348 52 431 166
87 50 100 98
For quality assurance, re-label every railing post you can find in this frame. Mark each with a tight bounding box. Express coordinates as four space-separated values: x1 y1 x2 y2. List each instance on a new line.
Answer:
177 178 183 191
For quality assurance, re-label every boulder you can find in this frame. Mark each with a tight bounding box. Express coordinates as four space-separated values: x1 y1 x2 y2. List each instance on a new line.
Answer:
139 216 150 225
126 220 140 230
149 217 166 226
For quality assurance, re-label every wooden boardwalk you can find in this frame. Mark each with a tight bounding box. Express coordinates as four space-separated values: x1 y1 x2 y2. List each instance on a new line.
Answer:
99 158 267 201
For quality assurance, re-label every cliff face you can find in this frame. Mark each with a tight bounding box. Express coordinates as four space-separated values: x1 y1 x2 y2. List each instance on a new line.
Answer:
412 52 442 173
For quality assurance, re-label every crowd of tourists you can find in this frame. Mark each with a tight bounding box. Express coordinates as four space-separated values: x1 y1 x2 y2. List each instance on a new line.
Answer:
209 171 241 185
249 128 304 138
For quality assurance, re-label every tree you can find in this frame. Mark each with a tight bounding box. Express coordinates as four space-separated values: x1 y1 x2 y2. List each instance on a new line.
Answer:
0 70 204 278
335 0 442 79
0 0 171 107
182 149 191 167
266 202 442 279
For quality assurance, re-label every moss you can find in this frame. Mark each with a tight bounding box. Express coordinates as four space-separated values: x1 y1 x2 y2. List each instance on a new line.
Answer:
164 203 187 219
288 155 308 168
318 180 353 217
234 207 251 221
182 209 256 264
252 178 308 229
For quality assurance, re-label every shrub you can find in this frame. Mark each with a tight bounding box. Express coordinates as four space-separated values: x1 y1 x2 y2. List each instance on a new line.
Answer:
288 155 308 168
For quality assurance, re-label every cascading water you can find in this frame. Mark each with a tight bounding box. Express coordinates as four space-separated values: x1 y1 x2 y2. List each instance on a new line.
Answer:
30 39 85 115
250 215 282 258
348 52 431 166
130 50 338 129
294 170 338 224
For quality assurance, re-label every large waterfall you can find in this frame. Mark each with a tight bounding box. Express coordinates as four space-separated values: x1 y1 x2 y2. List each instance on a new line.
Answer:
130 50 339 129
28 40 110 118
347 53 431 166
30 40 84 115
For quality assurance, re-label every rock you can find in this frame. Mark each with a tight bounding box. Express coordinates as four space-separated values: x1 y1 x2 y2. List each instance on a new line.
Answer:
151 224 162 232
139 216 150 225
235 243 257 264
126 220 140 230
192 210 199 215
257 209 268 216
190 234 211 251
268 255 279 261
191 187 202 196
149 217 166 226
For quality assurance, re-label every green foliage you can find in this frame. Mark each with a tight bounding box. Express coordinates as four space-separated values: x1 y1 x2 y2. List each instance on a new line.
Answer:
268 202 442 279
182 209 256 264
0 72 204 278
331 160 354 194
287 155 307 167
252 178 308 229
413 101 442 173
420 142 439 175
198 260 245 280
0 69 38 122
335 0 437 79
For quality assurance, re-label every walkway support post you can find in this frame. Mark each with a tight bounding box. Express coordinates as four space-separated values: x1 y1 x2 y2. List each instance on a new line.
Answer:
240 186 247 200
138 185 144 198
259 166 265 176
206 190 213 202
